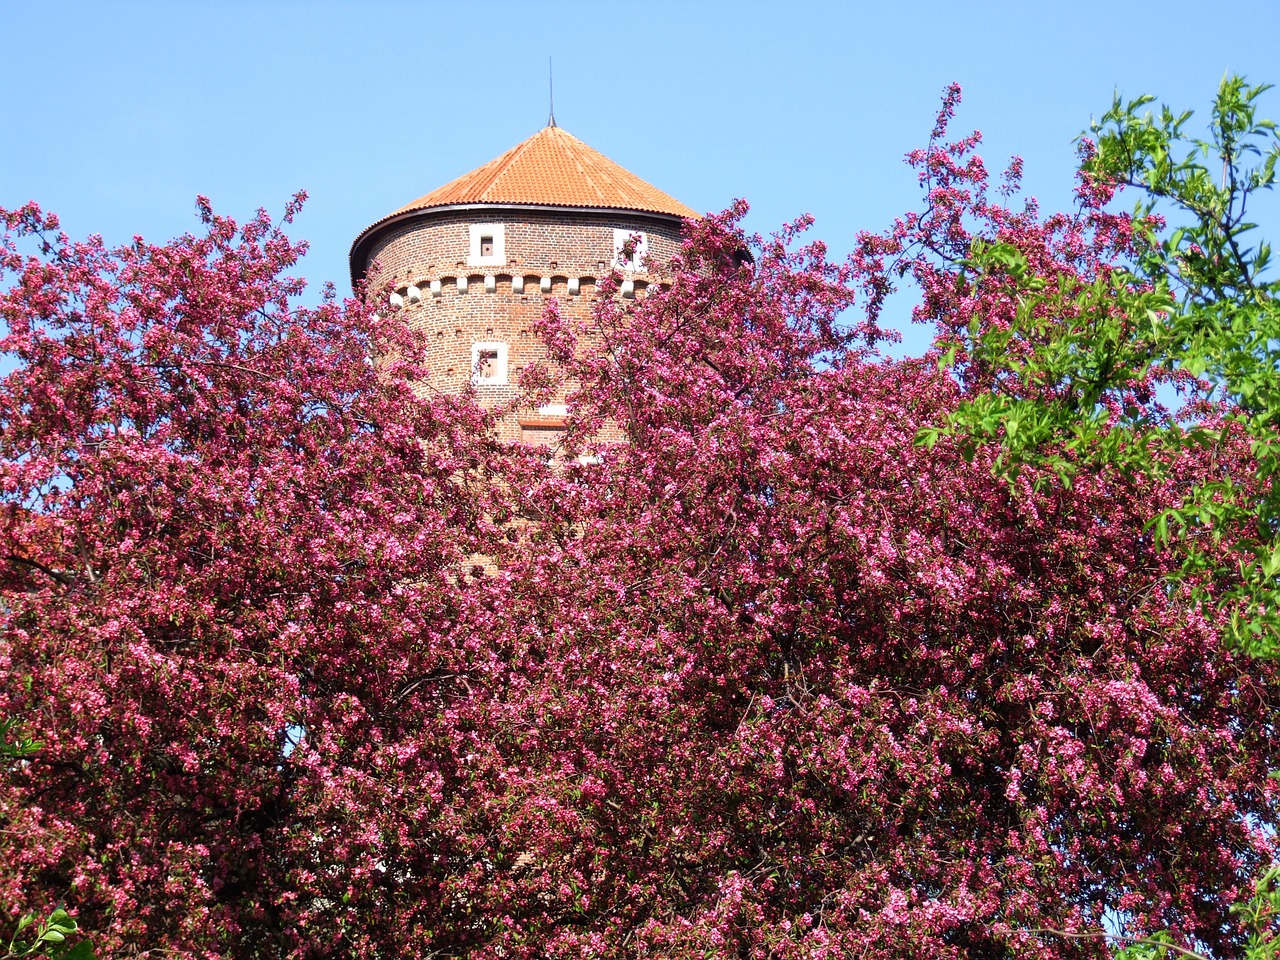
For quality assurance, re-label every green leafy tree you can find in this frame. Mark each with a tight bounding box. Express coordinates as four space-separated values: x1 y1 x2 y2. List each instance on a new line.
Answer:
1080 76 1280 657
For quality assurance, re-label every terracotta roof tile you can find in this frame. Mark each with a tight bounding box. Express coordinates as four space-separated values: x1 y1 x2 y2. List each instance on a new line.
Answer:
390 125 698 220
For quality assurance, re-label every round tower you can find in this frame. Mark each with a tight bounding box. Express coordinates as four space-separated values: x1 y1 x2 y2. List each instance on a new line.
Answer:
349 124 698 444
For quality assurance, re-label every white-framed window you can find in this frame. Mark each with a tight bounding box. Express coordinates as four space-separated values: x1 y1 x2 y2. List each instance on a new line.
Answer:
613 229 648 272
469 223 505 267
471 341 508 386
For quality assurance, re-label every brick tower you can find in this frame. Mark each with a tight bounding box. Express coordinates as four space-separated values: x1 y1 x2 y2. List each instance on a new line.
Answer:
349 123 697 444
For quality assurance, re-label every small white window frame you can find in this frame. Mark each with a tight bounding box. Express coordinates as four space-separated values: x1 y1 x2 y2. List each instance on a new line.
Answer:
613 229 649 273
469 223 506 267
471 341 508 386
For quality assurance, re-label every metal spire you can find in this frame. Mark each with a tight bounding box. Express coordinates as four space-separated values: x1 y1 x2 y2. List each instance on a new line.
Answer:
548 57 556 127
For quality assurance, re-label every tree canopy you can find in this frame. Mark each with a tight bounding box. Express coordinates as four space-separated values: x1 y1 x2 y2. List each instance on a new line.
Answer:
2 82 1278 960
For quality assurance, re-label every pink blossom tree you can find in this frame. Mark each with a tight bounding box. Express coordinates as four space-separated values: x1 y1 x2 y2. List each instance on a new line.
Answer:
2 94 1278 959
0 196 521 956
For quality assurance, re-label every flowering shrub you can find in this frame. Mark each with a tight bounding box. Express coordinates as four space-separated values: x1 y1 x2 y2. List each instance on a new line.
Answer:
2 95 1277 959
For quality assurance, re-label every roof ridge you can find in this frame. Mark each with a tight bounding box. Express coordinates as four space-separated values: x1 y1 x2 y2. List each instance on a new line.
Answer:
481 126 548 200
557 128 607 205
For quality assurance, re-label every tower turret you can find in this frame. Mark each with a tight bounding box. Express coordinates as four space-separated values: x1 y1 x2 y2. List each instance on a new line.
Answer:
349 125 697 443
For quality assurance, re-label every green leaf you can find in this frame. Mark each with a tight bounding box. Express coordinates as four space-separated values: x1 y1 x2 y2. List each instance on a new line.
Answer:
60 940 97 960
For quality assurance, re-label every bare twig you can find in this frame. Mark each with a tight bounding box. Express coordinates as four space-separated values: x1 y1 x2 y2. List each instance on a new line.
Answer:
1024 927 1208 960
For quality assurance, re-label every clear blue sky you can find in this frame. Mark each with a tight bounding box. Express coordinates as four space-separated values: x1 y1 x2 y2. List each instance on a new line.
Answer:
3 0 1277 357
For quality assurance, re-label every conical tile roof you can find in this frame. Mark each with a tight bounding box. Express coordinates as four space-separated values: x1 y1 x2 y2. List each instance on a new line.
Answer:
350 125 697 285
392 125 697 220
